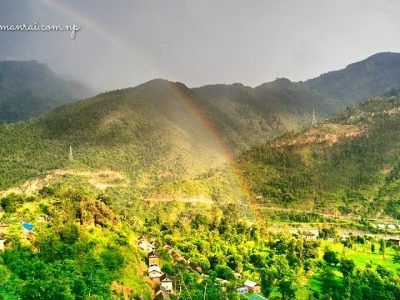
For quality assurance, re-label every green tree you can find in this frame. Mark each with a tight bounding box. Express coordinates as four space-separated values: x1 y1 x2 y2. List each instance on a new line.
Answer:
320 267 342 299
260 268 274 297
323 250 339 265
379 239 386 259
371 243 375 253
215 265 235 280
279 280 296 300
340 258 355 277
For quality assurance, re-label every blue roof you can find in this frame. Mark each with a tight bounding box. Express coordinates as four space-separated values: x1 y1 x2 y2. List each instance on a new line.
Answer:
22 222 34 231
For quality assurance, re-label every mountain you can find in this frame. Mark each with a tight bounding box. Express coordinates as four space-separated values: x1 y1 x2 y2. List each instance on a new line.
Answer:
3 53 400 217
235 95 400 219
0 60 93 123
304 52 400 104
192 78 342 150
0 78 342 194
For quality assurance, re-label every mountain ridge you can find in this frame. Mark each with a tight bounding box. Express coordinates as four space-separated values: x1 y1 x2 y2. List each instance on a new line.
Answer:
304 52 400 103
0 60 94 123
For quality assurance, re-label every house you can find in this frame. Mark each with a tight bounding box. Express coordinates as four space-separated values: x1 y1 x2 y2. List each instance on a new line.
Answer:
244 280 261 294
388 238 400 246
154 287 170 300
306 229 319 240
138 240 156 253
215 278 228 286
397 224 400 229
148 265 163 282
305 233 318 240
377 224 386 229
303 229 319 240
388 224 396 230
0 239 5 251
160 274 174 293
148 251 160 267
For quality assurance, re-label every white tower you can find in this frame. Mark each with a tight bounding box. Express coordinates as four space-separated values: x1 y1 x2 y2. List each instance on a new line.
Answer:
312 108 317 126
69 145 74 161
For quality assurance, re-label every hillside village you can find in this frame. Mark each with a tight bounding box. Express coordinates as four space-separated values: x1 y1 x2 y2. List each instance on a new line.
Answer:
138 237 265 299
0 190 400 299
1 201 400 300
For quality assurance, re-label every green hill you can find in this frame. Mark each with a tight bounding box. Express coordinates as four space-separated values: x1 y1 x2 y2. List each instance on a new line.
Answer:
0 60 93 123
0 78 341 196
236 96 400 219
0 180 150 299
304 52 400 104
192 78 342 151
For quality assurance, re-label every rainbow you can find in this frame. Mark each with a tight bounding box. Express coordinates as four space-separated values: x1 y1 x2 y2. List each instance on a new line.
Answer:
39 0 162 77
166 82 264 225
38 0 265 227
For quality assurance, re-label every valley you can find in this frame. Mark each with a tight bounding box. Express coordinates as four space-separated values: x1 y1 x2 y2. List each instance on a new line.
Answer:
1 54 400 299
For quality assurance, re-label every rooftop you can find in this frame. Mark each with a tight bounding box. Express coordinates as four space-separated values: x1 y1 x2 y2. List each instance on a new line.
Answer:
244 280 258 288
248 294 267 300
148 266 162 273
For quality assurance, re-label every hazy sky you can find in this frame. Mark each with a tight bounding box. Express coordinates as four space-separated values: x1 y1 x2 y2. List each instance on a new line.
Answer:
1 0 400 91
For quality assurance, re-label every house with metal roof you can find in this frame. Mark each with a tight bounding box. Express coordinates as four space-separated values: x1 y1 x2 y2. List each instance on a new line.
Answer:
243 280 261 294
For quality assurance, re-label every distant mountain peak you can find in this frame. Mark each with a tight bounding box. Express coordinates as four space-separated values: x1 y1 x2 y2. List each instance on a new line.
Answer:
255 77 294 90
304 52 400 103
0 60 94 123
346 52 400 69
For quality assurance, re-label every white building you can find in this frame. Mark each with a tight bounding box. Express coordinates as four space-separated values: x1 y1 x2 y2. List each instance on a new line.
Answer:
138 240 156 253
243 279 261 293
149 265 163 281
160 274 173 293
0 239 5 251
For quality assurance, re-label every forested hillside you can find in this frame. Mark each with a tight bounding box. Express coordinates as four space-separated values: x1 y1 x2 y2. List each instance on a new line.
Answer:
304 52 400 104
0 177 150 299
0 77 340 195
236 96 400 218
192 78 341 150
0 61 93 123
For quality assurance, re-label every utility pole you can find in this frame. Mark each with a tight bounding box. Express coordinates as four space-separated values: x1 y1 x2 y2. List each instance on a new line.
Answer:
312 108 317 126
69 145 74 161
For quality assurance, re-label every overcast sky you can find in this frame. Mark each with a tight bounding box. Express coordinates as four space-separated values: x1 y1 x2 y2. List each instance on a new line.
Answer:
1 0 400 91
